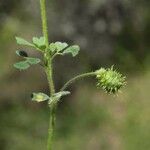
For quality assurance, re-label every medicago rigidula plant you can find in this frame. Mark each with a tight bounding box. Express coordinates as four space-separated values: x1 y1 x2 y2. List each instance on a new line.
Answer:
13 0 126 149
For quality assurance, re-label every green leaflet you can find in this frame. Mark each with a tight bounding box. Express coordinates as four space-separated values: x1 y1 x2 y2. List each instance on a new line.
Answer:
32 37 46 50
63 45 80 57
31 92 49 102
49 43 57 52
26 57 41 65
16 36 47 51
48 42 80 57
16 37 34 47
13 61 30 70
54 42 68 52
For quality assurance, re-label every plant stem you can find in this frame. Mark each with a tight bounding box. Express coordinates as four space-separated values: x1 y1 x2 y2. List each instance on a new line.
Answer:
40 0 49 48
47 99 56 150
45 60 56 150
60 72 96 91
46 60 55 95
40 0 56 150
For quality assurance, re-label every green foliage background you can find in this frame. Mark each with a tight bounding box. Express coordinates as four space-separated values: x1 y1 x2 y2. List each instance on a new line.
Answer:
0 0 150 149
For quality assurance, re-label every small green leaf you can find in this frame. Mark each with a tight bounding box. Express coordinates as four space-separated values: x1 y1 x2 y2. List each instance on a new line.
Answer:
63 45 80 57
14 57 41 70
49 43 57 52
16 37 34 47
54 42 68 52
13 61 30 70
32 37 46 49
31 93 49 102
26 57 41 65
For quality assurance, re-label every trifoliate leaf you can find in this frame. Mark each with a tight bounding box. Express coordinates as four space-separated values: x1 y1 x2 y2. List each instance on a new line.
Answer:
16 50 28 57
32 37 46 49
31 92 49 102
13 61 30 70
16 37 34 47
63 45 80 57
26 57 41 65
54 42 68 52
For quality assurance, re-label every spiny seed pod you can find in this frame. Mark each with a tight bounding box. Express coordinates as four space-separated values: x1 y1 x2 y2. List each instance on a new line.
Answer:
95 66 126 94
18 50 28 57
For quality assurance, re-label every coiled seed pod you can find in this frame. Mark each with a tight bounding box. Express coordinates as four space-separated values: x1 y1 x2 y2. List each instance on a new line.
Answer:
95 67 126 94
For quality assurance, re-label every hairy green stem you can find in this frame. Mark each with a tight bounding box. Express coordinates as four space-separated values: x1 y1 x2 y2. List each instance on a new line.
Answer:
45 61 56 150
40 0 49 48
47 102 56 150
40 0 56 150
46 60 55 95
60 72 96 91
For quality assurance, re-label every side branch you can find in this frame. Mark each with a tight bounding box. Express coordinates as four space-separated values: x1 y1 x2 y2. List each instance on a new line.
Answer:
60 72 96 91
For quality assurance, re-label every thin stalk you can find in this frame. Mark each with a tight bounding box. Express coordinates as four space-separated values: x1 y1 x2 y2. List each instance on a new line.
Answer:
60 72 96 91
46 60 55 95
45 60 56 150
47 99 56 150
40 0 56 150
40 0 49 48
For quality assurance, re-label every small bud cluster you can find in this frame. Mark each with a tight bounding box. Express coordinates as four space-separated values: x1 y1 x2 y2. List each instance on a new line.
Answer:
95 67 126 94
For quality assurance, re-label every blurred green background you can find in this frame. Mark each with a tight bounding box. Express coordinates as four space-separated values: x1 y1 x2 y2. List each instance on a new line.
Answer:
0 0 150 150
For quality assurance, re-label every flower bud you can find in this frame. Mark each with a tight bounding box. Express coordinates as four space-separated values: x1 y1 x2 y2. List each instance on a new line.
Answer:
95 66 126 94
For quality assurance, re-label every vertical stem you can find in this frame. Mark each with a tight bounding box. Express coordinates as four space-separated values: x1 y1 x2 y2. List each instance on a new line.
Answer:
40 0 49 48
47 104 56 150
45 60 56 150
40 0 56 150
46 60 55 95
